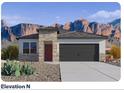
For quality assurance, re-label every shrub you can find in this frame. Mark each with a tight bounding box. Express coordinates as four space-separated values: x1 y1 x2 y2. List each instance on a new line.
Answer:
1 48 9 60
1 45 19 60
1 60 35 77
21 64 35 75
1 60 17 76
110 45 121 59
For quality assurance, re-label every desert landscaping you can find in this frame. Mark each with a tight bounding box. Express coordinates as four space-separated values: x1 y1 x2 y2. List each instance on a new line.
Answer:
1 61 61 82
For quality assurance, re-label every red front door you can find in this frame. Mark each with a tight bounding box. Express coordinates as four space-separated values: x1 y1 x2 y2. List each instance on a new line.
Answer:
44 44 53 61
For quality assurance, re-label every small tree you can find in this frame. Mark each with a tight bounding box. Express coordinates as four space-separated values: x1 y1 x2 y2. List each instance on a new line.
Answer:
7 45 19 60
1 48 8 60
1 45 19 60
110 45 120 59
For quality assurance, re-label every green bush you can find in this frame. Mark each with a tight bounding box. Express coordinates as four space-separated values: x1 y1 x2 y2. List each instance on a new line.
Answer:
1 45 19 60
1 60 35 77
21 64 35 75
1 48 9 60
1 60 17 76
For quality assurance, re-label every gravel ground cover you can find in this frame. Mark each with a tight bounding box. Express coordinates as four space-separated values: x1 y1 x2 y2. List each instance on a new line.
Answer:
1 62 61 82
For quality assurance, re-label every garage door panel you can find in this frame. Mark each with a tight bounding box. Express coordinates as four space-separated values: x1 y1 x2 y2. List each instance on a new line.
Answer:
59 44 99 61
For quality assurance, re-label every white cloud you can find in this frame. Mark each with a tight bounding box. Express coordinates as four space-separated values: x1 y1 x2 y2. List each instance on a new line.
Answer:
56 16 60 19
55 16 61 23
2 15 31 26
88 10 120 23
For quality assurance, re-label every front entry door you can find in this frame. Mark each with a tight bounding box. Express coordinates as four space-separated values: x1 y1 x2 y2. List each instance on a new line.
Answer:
44 44 53 61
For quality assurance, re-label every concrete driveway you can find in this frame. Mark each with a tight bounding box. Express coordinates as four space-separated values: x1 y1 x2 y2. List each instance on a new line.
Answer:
60 62 120 81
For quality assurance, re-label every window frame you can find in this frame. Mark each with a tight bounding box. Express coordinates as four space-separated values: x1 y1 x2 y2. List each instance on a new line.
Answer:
23 42 30 54
23 42 37 54
30 42 37 54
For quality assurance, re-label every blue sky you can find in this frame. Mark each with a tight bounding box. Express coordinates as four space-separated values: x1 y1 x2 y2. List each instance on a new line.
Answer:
2 2 120 26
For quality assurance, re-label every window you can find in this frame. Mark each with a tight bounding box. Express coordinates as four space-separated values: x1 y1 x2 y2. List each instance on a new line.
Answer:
23 42 37 54
23 42 29 54
31 42 37 54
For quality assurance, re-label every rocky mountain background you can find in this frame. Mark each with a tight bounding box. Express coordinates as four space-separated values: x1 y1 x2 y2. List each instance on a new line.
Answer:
1 18 121 48
1 20 43 48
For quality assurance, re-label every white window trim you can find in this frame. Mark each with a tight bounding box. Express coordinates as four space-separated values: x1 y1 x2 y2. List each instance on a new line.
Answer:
23 42 37 54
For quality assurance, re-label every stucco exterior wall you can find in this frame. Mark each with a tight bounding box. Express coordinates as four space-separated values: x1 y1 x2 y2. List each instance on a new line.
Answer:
99 40 106 61
18 39 39 61
18 37 106 62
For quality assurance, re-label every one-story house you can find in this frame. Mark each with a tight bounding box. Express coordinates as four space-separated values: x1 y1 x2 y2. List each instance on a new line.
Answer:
17 27 107 63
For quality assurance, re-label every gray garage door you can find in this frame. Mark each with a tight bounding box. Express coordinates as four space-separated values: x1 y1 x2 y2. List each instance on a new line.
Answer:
59 44 99 61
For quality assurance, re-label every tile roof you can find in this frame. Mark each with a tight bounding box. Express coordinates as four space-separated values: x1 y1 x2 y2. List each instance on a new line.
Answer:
17 31 107 40
58 31 107 39
16 33 38 39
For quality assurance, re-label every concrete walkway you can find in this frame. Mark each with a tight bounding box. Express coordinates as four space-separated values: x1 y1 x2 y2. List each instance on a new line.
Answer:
60 62 120 81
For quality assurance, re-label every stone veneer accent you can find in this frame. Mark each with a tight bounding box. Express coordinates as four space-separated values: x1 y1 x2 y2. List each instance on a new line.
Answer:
38 28 59 63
